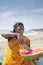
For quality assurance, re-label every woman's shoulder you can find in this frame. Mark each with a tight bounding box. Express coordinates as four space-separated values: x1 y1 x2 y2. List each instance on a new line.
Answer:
23 35 30 40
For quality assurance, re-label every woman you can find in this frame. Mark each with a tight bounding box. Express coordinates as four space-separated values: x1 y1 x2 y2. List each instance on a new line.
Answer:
2 22 35 65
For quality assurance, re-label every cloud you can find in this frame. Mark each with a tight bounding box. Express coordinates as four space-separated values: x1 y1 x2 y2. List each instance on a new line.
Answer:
0 11 34 30
33 8 43 13
0 8 43 30
0 11 13 17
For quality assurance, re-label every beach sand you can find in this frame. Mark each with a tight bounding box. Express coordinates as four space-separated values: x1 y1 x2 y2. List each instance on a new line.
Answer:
28 32 43 49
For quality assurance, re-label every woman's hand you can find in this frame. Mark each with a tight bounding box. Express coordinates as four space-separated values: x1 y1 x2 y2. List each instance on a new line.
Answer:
17 34 32 51
17 34 24 44
22 43 32 51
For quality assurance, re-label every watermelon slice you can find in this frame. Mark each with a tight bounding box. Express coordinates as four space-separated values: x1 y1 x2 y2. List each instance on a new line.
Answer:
20 48 43 60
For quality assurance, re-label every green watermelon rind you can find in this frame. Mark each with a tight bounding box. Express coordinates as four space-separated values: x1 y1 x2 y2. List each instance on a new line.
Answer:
22 52 43 60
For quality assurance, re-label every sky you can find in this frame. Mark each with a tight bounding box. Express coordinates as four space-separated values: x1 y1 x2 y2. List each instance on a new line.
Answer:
0 0 43 31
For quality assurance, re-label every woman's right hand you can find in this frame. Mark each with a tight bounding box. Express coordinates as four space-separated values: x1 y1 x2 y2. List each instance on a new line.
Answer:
1 32 19 39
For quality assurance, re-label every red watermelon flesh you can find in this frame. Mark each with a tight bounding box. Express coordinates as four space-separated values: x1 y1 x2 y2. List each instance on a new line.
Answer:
20 48 43 55
20 49 32 54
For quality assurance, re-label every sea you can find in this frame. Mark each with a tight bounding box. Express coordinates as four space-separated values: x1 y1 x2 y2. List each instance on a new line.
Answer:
0 30 43 65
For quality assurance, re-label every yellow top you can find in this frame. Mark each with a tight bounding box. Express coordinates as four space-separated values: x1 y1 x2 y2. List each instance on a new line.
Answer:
2 36 35 65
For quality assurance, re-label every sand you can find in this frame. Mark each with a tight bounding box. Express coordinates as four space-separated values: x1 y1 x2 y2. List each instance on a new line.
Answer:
28 32 43 49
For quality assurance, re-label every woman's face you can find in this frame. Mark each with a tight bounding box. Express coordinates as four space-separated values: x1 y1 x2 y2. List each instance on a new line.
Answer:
15 25 24 35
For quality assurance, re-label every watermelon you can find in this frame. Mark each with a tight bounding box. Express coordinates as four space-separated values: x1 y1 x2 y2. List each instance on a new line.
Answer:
20 48 43 60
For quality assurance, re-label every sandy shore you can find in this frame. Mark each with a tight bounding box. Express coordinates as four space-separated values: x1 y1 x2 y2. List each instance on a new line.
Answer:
28 32 43 49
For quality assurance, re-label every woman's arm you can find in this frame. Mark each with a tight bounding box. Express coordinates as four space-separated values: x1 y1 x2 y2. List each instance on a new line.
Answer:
1 33 12 39
22 43 32 51
1 33 18 39
18 35 32 51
